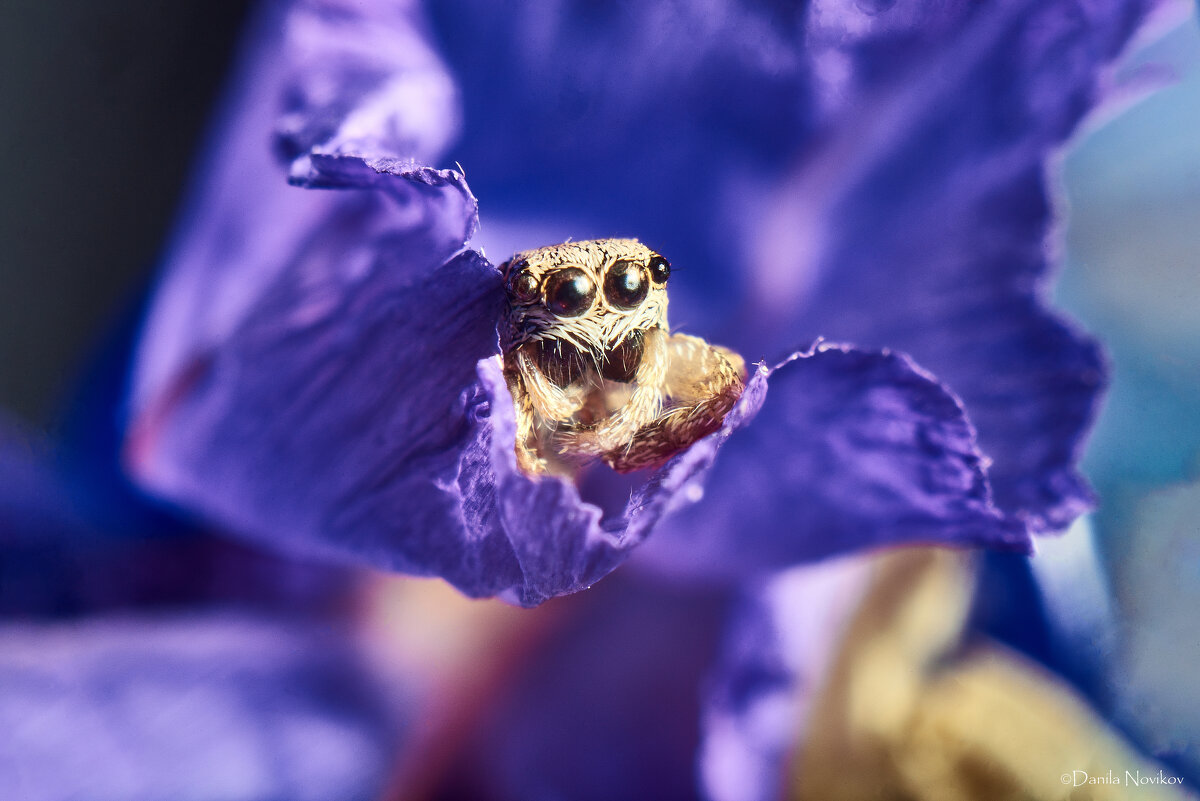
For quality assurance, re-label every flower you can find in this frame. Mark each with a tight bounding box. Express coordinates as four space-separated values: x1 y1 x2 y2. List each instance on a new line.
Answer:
1 0 1186 798
122 0 1150 606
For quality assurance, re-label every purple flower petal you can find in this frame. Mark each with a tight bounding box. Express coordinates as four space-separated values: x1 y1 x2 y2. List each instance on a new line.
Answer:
1 414 352 617
738 0 1169 531
700 558 871 801
426 0 1165 534
128 0 1141 601
128 224 506 576
128 0 471 420
0 613 401 801
131 234 1026 604
276 0 461 174
644 344 1029 578
127 260 727 606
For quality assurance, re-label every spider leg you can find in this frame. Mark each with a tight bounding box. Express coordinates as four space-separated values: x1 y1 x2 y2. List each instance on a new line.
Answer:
503 359 546 475
554 326 671 457
603 333 745 473
505 344 593 475
516 346 588 422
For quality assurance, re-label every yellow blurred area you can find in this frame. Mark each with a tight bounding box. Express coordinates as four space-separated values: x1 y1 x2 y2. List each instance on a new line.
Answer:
356 575 567 800
791 548 1192 801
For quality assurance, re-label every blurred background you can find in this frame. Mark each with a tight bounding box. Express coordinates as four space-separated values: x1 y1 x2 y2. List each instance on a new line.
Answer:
0 0 250 427
1056 18 1200 775
0 0 1198 791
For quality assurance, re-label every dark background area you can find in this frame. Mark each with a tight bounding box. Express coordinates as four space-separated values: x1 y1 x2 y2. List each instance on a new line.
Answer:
0 0 251 426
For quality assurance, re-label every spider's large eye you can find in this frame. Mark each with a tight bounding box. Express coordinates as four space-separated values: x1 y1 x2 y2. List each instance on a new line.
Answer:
604 260 648 309
648 254 671 285
544 268 596 317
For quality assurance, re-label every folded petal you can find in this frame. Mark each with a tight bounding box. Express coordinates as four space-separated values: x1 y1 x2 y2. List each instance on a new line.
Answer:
127 277 744 605
129 0 470 420
276 0 460 173
128 0 1126 603
427 0 1168 533
645 344 1029 579
739 0 1174 531
0 613 400 801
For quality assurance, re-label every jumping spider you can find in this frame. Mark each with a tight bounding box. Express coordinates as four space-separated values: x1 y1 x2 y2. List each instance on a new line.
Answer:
499 238 746 476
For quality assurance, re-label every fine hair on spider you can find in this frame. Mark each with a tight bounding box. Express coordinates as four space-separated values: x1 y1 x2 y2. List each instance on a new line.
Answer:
499 238 745 478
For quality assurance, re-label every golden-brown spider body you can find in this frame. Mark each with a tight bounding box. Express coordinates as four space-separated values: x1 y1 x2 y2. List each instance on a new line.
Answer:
499 239 745 476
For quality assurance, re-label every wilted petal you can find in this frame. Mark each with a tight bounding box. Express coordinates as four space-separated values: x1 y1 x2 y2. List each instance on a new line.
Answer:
645 344 1028 579
0 613 400 801
741 0 1175 531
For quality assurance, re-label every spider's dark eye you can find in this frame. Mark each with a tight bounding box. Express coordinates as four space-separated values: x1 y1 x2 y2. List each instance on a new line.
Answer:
604 260 648 309
510 270 539 303
544 268 596 317
648 255 671 285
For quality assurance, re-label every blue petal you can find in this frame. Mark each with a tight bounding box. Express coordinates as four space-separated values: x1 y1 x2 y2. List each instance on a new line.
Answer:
736 0 1168 531
700 558 871 801
276 0 461 170
644 344 1029 579
0 613 400 801
132 250 1028 601
130 0 1144 601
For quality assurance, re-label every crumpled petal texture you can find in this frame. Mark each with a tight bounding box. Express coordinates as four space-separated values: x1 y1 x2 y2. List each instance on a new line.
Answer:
129 232 743 605
0 613 400 801
646 344 1029 577
127 0 1159 601
428 0 1159 533
744 0 1159 531
130 158 734 604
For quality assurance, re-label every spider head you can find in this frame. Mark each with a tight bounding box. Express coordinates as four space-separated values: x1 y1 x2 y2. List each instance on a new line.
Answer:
500 239 671 385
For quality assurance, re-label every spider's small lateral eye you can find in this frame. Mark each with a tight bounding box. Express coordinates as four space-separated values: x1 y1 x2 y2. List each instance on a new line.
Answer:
510 269 539 303
604 260 649 310
544 268 596 317
648 254 671 284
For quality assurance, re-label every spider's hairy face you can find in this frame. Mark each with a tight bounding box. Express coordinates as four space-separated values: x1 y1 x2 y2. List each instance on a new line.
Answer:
500 239 671 386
